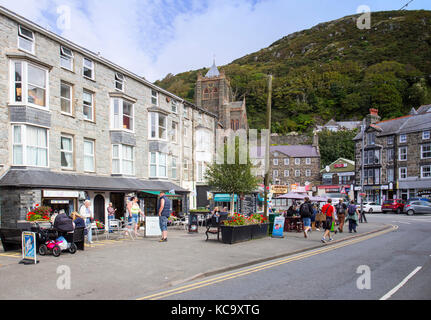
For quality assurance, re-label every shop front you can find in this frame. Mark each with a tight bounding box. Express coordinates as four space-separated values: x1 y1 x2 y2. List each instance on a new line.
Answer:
398 180 431 201
213 193 238 212
41 189 82 215
139 191 185 217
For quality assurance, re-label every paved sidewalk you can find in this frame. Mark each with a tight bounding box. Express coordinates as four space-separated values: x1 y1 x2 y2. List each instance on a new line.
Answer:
0 220 391 300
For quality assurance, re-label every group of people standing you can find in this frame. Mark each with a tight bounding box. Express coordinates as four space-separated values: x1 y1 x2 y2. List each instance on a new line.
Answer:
295 197 367 243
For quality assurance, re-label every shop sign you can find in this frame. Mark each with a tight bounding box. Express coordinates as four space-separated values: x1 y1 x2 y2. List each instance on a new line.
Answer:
381 185 389 190
322 173 333 179
354 186 362 191
50 200 70 204
20 232 38 265
334 163 348 168
271 185 288 194
144 217 162 237
338 172 355 177
43 190 79 198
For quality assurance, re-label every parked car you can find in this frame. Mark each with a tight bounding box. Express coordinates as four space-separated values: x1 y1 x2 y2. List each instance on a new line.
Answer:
407 198 430 204
361 202 382 213
381 199 405 214
404 201 431 215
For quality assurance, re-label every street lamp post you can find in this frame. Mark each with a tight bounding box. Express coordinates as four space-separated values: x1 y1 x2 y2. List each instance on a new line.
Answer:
360 118 365 216
263 75 272 217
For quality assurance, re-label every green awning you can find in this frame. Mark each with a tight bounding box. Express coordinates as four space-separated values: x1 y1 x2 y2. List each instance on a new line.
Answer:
214 194 238 202
142 191 181 199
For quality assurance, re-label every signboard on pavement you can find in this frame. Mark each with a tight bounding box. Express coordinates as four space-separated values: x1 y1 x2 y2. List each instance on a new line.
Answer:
272 216 285 238
20 231 38 264
145 216 162 237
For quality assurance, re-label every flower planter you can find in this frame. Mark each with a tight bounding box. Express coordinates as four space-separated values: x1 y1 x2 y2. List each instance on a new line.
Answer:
220 225 253 244
250 223 269 239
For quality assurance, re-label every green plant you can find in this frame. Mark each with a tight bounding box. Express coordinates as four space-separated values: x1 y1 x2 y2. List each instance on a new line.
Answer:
26 205 51 221
223 213 268 226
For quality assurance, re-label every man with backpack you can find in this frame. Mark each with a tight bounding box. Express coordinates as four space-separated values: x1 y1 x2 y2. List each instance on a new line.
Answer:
346 200 359 233
299 197 313 238
335 198 347 233
321 198 335 243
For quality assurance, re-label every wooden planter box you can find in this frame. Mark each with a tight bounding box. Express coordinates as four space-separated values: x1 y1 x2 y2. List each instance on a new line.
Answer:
220 223 269 244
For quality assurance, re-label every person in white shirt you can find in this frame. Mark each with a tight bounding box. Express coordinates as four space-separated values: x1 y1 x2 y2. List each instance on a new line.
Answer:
79 200 93 243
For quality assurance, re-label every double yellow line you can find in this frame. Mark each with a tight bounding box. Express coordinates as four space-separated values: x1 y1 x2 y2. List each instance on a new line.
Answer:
138 225 397 300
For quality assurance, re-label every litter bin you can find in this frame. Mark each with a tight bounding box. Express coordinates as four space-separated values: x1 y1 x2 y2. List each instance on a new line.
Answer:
188 213 199 233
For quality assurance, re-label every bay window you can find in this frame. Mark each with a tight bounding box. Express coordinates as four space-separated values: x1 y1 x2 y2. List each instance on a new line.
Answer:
112 144 134 175
11 60 48 108
12 125 48 167
149 152 167 178
111 98 134 131
149 112 166 140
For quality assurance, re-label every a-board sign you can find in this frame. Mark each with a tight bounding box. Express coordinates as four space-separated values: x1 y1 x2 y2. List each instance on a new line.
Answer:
145 216 162 237
272 216 285 238
20 231 38 264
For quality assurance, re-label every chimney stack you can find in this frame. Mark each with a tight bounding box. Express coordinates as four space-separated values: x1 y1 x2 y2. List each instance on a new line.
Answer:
365 108 381 127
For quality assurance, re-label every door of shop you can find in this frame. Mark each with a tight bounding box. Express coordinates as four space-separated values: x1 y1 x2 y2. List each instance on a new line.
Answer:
94 194 105 224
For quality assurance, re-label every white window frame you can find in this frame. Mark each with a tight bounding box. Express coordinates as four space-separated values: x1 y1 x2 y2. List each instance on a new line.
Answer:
151 90 158 106
183 159 190 181
421 143 431 159
149 152 167 178
305 169 311 177
60 46 74 71
387 136 394 145
115 72 124 92
83 90 94 122
387 168 394 182
273 159 278 166
83 139 95 172
306 158 311 165
284 170 289 177
273 170 279 178
197 161 206 182
148 112 167 140
295 158 301 165
60 134 74 169
110 98 134 132
112 144 134 175
171 121 178 143
171 100 178 113
60 82 72 115
171 156 178 179
183 106 188 118
423 131 430 140
398 147 407 161
399 167 407 180
421 165 431 179
18 25 35 54
10 60 49 110
399 134 407 143
284 158 289 166
12 124 49 168
82 57 94 80
295 170 301 177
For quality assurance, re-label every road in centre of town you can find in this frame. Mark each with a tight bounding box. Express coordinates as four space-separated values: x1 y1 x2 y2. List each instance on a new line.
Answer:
139 214 431 300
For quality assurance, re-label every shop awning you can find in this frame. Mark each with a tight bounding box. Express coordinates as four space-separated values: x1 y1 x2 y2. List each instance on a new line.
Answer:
141 191 182 199
214 194 238 202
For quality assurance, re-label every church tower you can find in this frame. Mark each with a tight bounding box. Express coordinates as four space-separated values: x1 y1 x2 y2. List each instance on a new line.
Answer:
195 60 247 131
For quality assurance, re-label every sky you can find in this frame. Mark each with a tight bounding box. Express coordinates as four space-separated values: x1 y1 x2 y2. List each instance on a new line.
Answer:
0 0 430 82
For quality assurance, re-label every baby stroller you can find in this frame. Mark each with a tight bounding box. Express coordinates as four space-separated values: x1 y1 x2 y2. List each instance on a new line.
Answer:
36 225 77 257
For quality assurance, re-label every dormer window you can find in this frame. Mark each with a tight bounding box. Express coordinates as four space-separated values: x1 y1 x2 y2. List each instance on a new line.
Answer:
115 72 124 91
18 25 34 54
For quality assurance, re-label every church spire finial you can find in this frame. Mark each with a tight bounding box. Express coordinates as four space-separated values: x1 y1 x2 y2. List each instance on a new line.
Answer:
205 55 220 78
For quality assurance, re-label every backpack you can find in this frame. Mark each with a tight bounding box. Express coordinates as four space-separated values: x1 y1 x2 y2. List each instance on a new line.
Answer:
348 205 356 215
300 202 311 218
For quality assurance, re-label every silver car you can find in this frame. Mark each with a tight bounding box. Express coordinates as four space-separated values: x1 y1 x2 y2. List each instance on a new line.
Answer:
404 201 431 215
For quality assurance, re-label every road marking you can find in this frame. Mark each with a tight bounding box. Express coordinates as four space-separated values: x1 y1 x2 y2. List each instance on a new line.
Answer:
138 225 397 300
0 253 21 258
380 266 422 300
391 221 410 224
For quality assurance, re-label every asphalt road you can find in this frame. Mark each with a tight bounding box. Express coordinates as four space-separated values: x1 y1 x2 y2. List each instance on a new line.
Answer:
142 214 431 300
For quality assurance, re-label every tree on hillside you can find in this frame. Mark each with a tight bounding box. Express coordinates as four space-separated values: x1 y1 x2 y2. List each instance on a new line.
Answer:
318 130 358 168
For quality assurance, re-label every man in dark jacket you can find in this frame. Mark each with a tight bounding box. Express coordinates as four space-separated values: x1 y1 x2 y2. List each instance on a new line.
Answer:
299 197 313 238
157 191 171 242
54 210 75 233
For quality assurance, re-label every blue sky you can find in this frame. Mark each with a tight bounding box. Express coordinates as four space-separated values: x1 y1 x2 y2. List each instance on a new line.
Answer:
0 0 430 81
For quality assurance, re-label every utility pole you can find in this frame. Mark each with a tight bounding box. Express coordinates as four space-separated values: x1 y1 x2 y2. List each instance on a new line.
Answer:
264 75 273 217
360 118 365 216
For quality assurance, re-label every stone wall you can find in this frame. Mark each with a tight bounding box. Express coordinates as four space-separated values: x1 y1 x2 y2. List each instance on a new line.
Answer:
0 188 42 227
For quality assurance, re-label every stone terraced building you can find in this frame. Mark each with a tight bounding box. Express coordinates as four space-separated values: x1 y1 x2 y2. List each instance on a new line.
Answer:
0 6 219 227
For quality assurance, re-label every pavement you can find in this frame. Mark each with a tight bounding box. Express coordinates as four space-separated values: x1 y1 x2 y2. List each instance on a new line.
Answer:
0 219 392 300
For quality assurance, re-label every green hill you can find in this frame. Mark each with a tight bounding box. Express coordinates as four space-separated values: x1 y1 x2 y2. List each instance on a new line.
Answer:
154 10 431 134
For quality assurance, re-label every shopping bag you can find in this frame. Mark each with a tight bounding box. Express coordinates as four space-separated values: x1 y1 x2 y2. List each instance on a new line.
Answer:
331 221 335 232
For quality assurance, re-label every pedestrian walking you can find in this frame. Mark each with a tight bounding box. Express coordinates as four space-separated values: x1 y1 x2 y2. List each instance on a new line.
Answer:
321 199 335 243
335 199 347 233
299 197 313 238
157 191 171 242
107 202 116 233
346 200 359 233
79 199 94 244
128 197 144 237
359 205 368 223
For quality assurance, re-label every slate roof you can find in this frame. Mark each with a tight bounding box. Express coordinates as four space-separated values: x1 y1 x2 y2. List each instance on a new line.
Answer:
250 145 320 158
353 112 431 140
0 169 189 193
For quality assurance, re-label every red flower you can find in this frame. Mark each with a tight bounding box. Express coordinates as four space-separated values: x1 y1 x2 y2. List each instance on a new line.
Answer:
35 204 39 207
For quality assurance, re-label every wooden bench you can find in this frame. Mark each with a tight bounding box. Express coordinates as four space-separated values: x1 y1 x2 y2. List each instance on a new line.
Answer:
0 228 22 252
205 215 228 241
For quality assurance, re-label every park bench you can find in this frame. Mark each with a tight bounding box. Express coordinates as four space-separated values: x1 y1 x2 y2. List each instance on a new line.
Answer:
205 214 228 241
